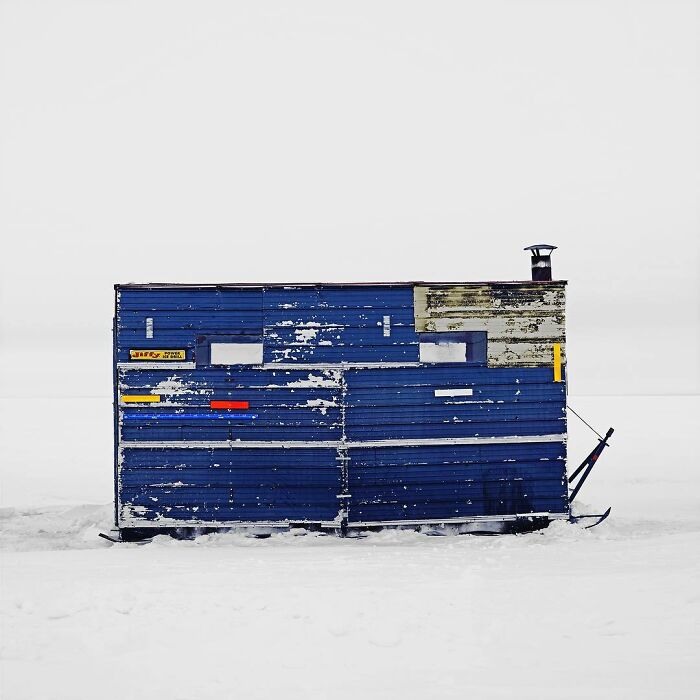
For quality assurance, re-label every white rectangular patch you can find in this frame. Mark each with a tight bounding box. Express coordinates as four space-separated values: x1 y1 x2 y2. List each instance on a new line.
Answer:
383 315 391 337
145 317 154 339
434 388 473 397
210 342 263 365
419 342 466 363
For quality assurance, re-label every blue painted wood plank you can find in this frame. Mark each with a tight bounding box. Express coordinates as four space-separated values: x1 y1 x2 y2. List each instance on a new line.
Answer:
123 504 339 522
119 368 343 388
264 308 416 326
264 344 419 364
121 469 341 488
122 406 342 426
345 402 566 424
262 286 414 309
121 425 343 441
347 497 568 522
263 325 419 346
344 366 559 387
347 442 566 466
121 447 339 467
119 288 263 311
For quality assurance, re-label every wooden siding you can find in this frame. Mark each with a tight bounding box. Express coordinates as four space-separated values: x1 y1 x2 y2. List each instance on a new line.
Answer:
114 283 569 529
262 286 418 364
414 282 566 367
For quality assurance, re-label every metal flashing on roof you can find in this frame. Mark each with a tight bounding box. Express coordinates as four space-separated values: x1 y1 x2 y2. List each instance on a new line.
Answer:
115 280 567 289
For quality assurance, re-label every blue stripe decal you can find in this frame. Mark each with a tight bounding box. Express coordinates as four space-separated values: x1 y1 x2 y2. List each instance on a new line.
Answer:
123 413 258 421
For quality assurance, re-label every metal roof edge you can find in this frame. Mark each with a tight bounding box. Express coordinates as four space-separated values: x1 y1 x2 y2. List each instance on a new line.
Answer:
114 280 568 289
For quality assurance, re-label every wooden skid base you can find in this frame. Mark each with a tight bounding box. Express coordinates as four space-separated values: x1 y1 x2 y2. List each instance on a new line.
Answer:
105 515 565 542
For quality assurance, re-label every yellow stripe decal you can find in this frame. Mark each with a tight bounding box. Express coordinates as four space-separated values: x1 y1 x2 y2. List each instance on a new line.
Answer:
553 343 562 383
122 395 161 403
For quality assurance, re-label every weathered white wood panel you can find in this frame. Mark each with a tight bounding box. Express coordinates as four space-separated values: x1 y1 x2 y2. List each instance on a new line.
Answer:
414 283 566 367
488 340 567 368
422 313 564 339
415 284 565 311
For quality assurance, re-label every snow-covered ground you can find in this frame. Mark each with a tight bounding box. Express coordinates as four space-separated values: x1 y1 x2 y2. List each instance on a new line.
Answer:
1 396 699 699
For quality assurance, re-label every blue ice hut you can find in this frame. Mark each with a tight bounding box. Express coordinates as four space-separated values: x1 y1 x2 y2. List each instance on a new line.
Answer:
113 248 598 539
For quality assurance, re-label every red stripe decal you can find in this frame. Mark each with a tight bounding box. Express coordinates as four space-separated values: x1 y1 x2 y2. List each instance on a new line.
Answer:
210 400 250 410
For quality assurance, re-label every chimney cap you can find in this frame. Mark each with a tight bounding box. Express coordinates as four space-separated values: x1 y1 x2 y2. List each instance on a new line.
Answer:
524 244 557 253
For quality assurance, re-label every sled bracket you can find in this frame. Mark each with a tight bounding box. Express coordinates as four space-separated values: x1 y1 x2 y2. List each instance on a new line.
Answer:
569 427 614 504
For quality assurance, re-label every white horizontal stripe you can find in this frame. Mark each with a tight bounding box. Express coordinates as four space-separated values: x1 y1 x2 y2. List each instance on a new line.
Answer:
120 434 567 450
262 362 422 370
118 512 569 529
118 362 196 370
118 517 339 529
118 361 425 372
434 388 473 397
347 512 569 527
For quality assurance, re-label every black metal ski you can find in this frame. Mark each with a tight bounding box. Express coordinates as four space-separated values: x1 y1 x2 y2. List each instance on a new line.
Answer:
570 506 612 529
98 532 121 543
98 531 153 545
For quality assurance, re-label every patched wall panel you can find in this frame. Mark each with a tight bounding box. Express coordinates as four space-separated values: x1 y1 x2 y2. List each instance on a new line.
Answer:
414 283 566 367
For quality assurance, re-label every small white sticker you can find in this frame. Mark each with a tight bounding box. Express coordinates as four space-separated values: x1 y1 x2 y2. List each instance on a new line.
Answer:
383 315 391 337
434 388 474 397
145 317 154 339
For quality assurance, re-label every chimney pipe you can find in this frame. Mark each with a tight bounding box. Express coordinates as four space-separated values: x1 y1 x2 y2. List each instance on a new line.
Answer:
524 244 557 281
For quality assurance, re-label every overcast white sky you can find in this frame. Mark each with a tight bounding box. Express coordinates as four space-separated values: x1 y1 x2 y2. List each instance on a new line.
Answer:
0 0 698 397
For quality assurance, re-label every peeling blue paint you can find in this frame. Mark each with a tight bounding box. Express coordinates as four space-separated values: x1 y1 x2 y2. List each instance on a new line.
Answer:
114 283 568 529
